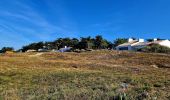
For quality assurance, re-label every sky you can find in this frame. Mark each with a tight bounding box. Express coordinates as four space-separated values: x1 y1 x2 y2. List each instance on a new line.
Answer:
0 0 170 49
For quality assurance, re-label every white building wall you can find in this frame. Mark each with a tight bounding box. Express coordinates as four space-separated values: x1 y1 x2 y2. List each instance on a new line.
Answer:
159 40 170 48
116 47 119 50
139 39 144 42
128 38 133 42
128 46 132 50
116 46 130 50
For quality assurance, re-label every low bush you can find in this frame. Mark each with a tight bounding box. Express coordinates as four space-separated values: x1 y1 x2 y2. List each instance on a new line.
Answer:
139 44 170 53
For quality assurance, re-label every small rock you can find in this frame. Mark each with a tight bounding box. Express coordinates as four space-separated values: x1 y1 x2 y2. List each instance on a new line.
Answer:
151 65 158 68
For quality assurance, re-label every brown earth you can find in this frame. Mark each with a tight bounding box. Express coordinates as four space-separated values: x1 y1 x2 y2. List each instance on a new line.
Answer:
0 50 169 100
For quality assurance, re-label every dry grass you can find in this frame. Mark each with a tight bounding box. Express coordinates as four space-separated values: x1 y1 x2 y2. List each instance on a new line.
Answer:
0 50 169 100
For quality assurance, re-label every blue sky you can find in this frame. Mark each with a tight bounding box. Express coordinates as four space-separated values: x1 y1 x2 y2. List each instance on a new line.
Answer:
0 0 170 49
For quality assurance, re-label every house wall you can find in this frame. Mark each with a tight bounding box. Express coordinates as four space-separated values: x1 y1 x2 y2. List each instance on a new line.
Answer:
131 45 146 51
117 45 147 51
128 46 132 50
117 47 128 50
116 45 132 50
116 39 170 51
159 40 170 48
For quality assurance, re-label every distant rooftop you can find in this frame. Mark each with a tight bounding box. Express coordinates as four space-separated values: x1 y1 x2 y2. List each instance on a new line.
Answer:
117 38 169 47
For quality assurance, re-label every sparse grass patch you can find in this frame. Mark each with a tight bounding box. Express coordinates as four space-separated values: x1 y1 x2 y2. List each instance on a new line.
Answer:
0 51 169 99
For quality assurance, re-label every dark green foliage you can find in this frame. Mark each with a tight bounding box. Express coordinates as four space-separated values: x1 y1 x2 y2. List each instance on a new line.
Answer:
21 35 113 52
76 36 96 49
113 38 128 47
140 44 170 53
94 35 112 49
146 38 163 42
44 42 56 50
72 38 79 48
94 35 103 49
22 42 44 52
54 38 72 49
0 47 14 53
147 39 154 42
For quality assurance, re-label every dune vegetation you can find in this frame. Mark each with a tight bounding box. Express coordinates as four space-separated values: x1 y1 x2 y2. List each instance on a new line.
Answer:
0 50 169 100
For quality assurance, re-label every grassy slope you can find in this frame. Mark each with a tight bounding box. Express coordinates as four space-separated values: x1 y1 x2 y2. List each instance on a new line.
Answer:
0 51 169 100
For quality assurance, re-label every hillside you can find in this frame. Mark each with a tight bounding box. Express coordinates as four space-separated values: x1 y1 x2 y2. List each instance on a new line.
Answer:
0 51 169 100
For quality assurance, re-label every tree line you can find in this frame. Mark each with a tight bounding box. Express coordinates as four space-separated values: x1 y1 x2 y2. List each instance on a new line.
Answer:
0 35 128 53
1 35 168 53
21 35 123 52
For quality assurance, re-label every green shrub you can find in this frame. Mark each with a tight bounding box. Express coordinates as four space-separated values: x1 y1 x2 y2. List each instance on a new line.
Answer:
139 44 170 53
0 47 14 53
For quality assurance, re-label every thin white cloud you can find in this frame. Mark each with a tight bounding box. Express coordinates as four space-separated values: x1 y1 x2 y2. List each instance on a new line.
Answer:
0 0 80 49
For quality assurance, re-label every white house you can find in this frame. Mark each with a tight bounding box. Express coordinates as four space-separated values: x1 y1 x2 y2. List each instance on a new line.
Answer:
151 39 170 48
26 49 37 52
116 38 148 51
116 38 170 51
58 46 72 52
